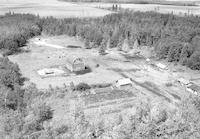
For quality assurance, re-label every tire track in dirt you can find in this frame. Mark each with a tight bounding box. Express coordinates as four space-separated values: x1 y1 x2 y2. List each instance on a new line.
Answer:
119 72 172 103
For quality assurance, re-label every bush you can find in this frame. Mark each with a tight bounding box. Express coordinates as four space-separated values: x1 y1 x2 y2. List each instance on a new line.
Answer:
187 51 200 70
165 82 173 87
54 125 69 135
75 83 91 91
34 103 53 123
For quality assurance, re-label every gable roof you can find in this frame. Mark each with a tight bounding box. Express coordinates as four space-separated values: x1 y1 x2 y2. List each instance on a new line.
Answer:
66 57 84 65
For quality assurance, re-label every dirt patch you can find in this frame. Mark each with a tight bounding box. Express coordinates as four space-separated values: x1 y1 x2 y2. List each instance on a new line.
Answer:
122 53 145 61
37 65 70 78
67 45 82 49
84 89 136 105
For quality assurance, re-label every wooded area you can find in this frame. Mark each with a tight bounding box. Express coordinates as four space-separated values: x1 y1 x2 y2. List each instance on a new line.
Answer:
41 11 200 70
0 13 41 55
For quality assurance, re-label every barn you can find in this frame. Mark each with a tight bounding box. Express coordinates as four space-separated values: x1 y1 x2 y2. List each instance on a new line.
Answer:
66 58 86 72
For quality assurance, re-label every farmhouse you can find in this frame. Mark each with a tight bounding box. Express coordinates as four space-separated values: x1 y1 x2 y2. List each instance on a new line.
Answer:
115 78 132 88
186 83 200 96
66 57 86 72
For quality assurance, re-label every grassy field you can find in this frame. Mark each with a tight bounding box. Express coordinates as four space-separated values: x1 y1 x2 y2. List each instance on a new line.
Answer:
61 0 198 6
0 0 112 18
9 36 122 89
84 2 200 15
8 35 197 103
8 35 198 129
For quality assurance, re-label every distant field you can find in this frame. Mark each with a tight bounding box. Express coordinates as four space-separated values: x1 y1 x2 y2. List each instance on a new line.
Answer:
84 2 200 15
0 0 112 18
60 0 198 6
1 0 199 17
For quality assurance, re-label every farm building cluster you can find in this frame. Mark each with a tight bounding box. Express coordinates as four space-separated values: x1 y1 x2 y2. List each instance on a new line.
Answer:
37 57 87 77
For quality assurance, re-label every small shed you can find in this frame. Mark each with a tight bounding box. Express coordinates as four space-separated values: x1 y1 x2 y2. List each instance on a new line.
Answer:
186 83 200 96
177 78 191 86
66 58 86 72
156 63 168 70
115 78 132 88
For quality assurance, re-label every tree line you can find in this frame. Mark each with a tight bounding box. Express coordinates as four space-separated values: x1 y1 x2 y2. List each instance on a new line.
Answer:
1 11 200 70
59 0 197 6
41 11 200 70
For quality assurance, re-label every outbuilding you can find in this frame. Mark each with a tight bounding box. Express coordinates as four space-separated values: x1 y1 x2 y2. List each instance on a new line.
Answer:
156 63 168 70
177 78 191 86
66 58 86 72
115 78 132 88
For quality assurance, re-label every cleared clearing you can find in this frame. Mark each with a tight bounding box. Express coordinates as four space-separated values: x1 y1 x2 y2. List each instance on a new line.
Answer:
8 35 200 128
9 35 200 105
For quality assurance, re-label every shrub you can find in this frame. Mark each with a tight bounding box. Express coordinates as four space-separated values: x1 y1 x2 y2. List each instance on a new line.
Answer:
54 125 69 135
75 83 91 91
34 103 53 123
165 82 173 87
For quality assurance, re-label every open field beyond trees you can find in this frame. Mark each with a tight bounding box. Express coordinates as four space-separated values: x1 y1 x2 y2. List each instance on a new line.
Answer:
0 0 112 18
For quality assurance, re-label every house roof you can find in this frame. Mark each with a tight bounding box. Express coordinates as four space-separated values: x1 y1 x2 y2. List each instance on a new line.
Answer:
66 57 84 65
116 78 132 86
188 84 200 93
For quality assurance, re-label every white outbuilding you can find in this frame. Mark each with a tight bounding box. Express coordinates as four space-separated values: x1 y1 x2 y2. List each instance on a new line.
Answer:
115 78 132 88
